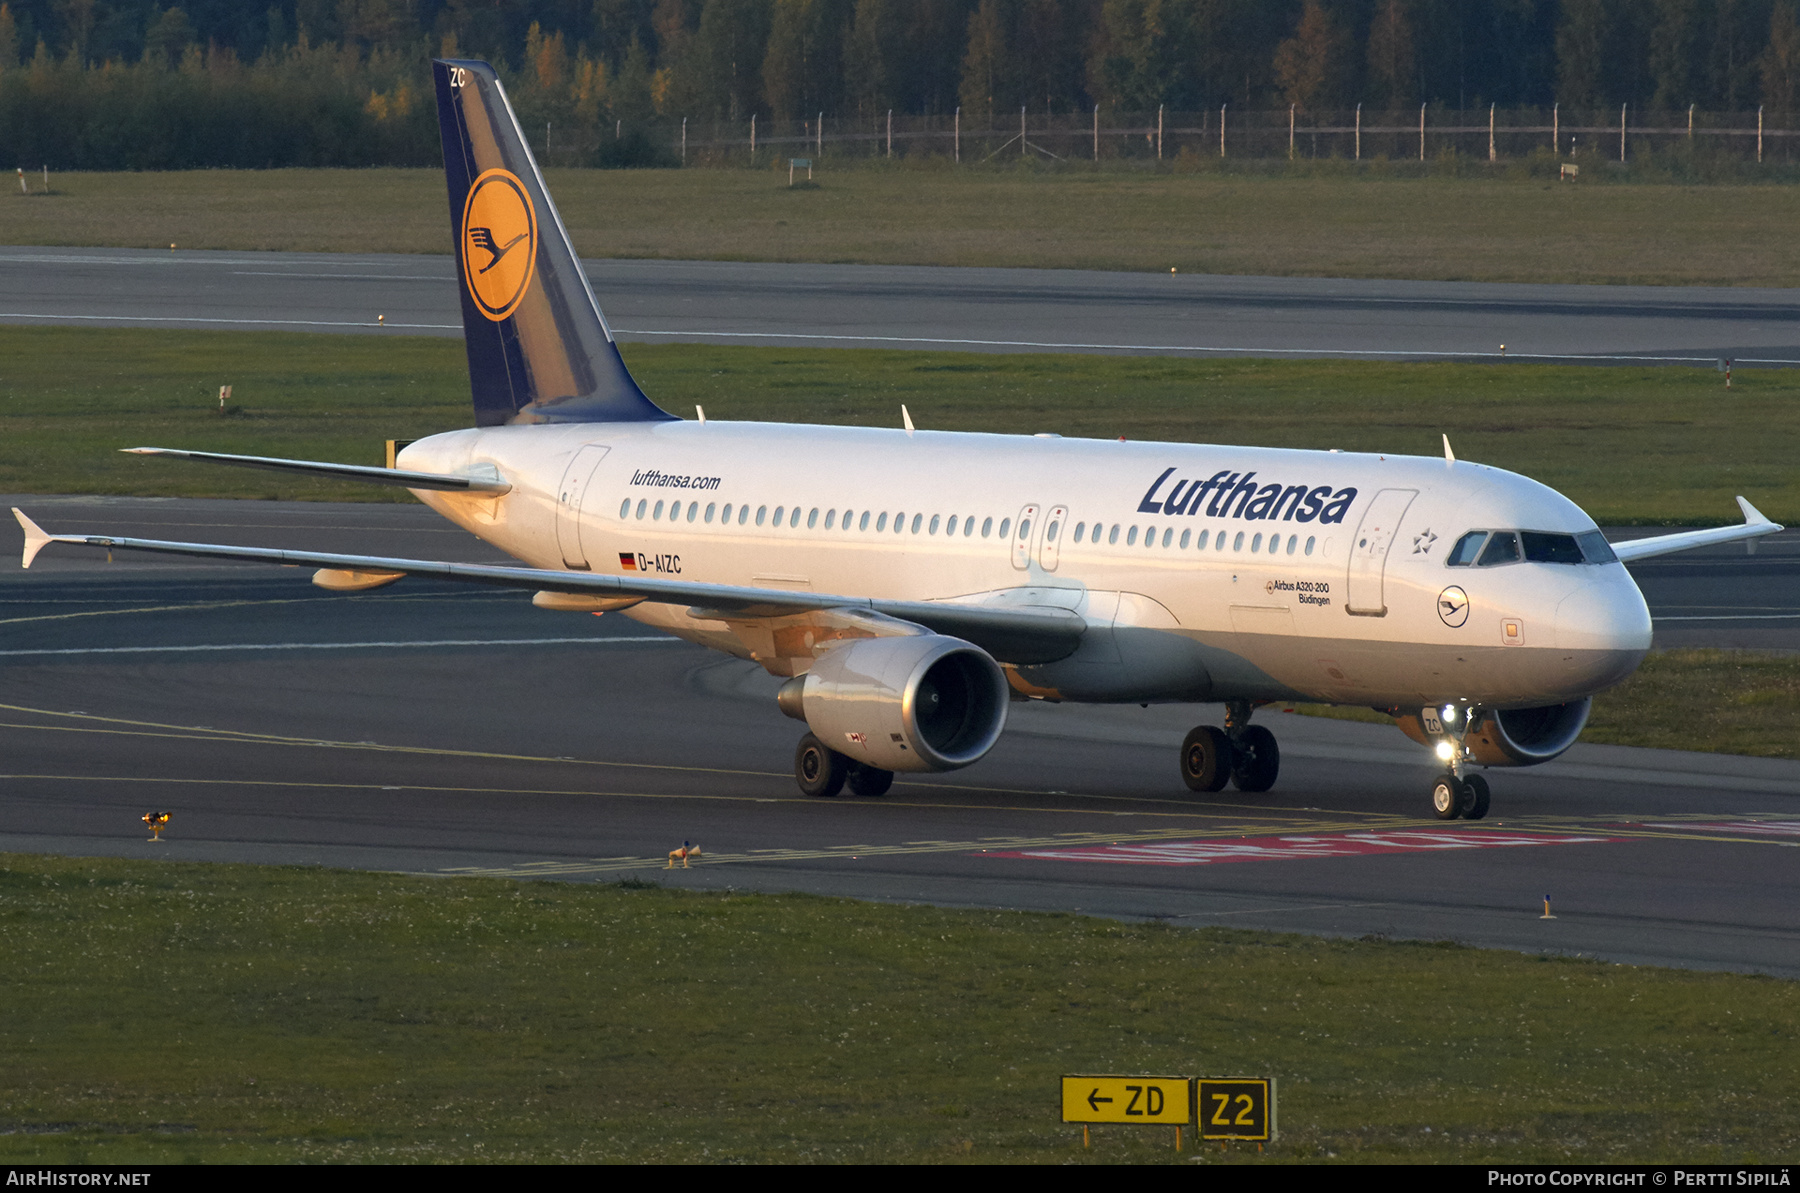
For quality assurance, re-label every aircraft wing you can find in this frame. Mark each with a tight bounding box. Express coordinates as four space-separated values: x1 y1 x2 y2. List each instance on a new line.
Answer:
11 509 1083 665
1609 497 1782 563
120 448 512 494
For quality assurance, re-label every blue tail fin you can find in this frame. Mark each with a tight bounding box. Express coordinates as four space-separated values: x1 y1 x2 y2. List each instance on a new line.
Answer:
432 59 672 427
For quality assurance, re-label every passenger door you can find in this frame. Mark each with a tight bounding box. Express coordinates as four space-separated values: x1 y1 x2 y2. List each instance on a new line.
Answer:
1345 488 1417 616
555 444 610 570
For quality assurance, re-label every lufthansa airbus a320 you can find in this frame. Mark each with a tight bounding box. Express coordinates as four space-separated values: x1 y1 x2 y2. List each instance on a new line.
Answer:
14 60 1781 819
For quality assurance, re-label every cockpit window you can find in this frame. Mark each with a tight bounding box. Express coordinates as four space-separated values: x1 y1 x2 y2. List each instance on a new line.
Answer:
1521 532 1584 564
1477 531 1521 566
1576 529 1618 564
1450 528 1617 567
1446 531 1486 566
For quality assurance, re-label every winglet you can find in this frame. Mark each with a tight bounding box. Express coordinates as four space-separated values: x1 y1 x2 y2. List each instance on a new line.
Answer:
1737 495 1777 528
1442 434 1455 465
13 508 52 569
902 405 915 436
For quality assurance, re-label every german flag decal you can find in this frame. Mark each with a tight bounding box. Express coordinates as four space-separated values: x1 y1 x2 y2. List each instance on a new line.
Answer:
618 553 637 570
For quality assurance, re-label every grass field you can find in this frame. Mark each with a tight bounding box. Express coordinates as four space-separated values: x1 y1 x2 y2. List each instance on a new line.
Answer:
0 327 1793 525
11 166 1800 285
0 853 1794 1164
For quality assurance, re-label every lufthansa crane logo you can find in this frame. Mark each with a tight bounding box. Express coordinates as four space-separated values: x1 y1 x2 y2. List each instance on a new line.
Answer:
460 168 537 321
1437 585 1470 628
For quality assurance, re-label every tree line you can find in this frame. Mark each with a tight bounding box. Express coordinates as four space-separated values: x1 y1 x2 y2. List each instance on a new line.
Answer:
3 1 1800 170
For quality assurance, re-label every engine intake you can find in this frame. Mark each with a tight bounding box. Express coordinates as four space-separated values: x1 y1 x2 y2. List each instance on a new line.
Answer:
1397 698 1591 767
778 635 1007 772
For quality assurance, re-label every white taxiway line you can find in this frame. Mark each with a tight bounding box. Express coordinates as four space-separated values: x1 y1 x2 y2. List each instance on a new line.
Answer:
3 311 1796 364
0 637 682 657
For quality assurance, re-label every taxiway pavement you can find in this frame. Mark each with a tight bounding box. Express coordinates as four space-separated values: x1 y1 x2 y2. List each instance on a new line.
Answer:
3 497 1797 979
4 248 1799 363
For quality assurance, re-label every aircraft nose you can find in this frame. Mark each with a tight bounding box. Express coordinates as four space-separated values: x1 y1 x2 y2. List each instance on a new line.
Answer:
1554 570 1652 653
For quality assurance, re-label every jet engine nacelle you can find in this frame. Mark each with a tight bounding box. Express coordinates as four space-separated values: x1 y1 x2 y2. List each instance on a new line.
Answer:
1397 698 1592 767
778 635 1008 773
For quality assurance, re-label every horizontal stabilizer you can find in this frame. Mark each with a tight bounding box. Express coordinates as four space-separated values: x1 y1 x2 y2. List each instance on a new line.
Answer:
1610 497 1783 563
123 448 511 494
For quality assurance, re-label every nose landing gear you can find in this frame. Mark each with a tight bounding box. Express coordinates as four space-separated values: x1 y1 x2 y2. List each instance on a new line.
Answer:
1425 704 1490 820
1180 701 1280 794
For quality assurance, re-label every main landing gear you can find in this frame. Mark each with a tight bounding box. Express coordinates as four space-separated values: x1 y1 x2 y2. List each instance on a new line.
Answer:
794 733 894 799
1180 700 1280 794
1426 704 1490 820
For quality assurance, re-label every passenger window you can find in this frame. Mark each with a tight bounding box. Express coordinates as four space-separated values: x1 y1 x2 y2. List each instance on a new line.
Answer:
635 499 647 519
756 505 768 526
1305 536 1315 556
964 515 975 537
653 500 665 519
805 508 817 529
1161 528 1172 547
723 503 734 523
687 501 699 522
1478 531 1521 566
946 515 957 535
895 511 906 533
842 508 853 529
876 512 888 532
860 511 871 531
773 505 784 526
705 502 716 523
619 498 630 518
1522 531 1584 564
1179 529 1190 549
1196 529 1208 549
1233 532 1245 551
790 508 802 528
737 504 749 525
1446 531 1486 567
929 514 940 535
981 517 993 537
1126 526 1138 546
1019 518 1032 540
998 519 1012 539
1073 522 1085 543
1252 533 1263 552
1286 534 1296 554
824 509 835 529
910 513 921 534
1047 519 1059 542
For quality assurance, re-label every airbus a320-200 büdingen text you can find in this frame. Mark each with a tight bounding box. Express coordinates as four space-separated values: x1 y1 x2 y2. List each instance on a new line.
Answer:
13 58 1782 817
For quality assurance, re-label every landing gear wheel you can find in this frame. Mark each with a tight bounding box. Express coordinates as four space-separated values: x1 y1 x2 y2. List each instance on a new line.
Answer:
1461 773 1491 820
795 733 847 798
1230 725 1280 793
1431 774 1463 820
1180 726 1234 793
846 762 894 798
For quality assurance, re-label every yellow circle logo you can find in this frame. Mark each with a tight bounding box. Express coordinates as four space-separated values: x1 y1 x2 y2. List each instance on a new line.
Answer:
460 168 537 321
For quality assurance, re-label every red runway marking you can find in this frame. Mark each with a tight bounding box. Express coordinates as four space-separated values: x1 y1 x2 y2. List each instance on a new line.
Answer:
1642 820 1800 837
991 830 1620 867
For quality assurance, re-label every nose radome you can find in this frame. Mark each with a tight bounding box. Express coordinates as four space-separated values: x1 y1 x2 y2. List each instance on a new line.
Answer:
1554 573 1653 653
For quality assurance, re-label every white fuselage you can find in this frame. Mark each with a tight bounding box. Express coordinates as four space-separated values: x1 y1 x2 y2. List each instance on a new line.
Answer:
399 420 1652 711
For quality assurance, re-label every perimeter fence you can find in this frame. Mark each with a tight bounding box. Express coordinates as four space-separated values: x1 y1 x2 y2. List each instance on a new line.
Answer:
540 105 1800 171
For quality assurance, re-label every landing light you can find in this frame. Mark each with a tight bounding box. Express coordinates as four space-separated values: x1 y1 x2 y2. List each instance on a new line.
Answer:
1442 704 1458 724
1435 741 1456 761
